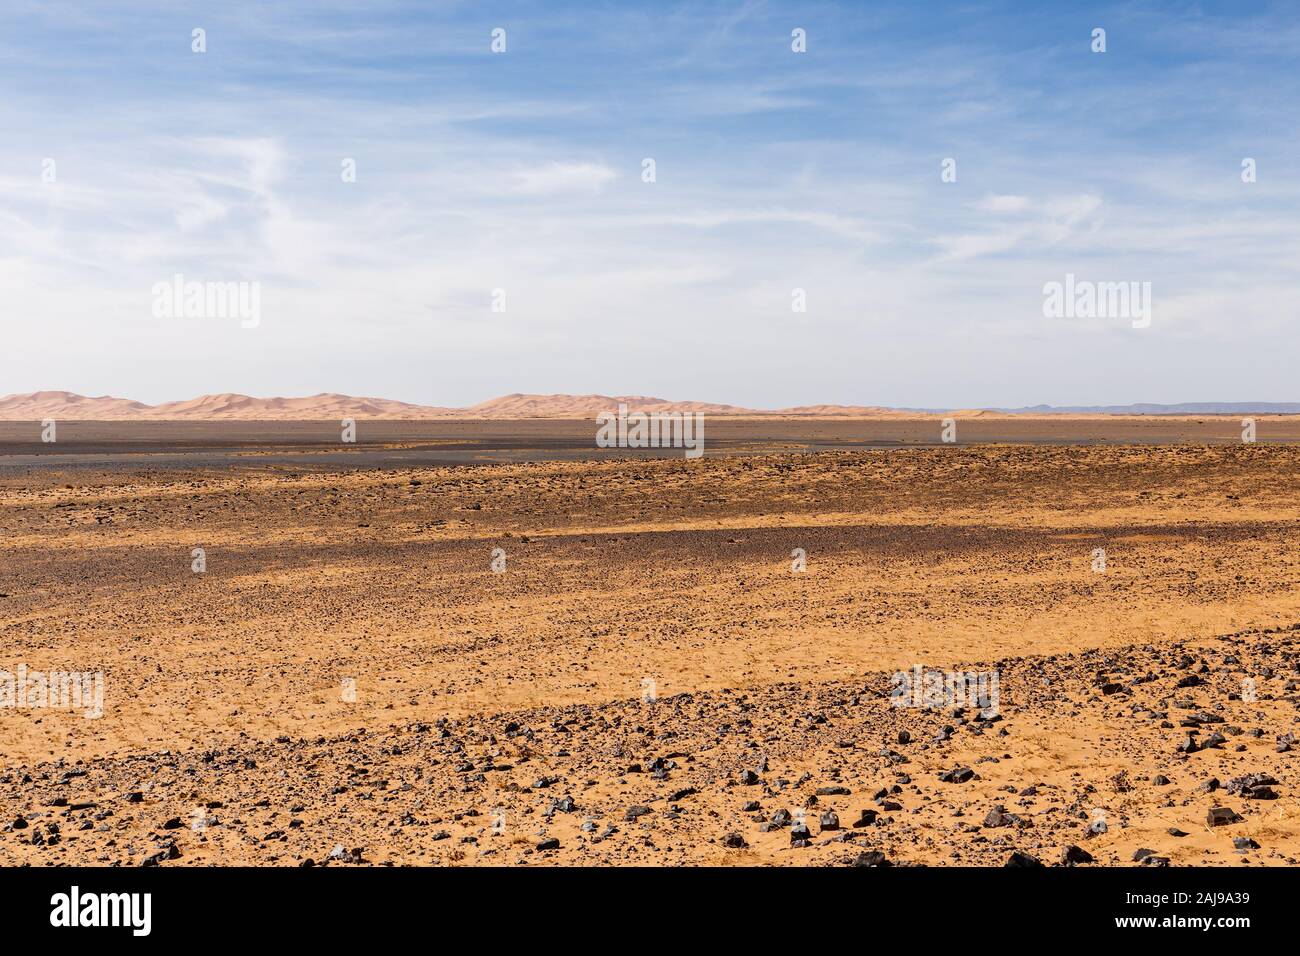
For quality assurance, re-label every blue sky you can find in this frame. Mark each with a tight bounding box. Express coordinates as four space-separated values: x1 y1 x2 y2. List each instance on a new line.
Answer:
2 0 1298 407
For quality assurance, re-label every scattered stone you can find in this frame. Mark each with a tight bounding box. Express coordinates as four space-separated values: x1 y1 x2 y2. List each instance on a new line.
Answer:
983 806 1017 828
326 844 363 863
1058 844 1093 866
141 842 181 866
1207 807 1243 827
1226 774 1278 799
851 850 890 867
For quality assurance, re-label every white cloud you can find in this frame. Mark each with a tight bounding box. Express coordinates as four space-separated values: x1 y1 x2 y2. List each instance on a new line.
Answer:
932 193 1106 261
511 162 618 196
1 0 1298 408
1043 194 1104 239
932 227 1028 261
972 193 1030 214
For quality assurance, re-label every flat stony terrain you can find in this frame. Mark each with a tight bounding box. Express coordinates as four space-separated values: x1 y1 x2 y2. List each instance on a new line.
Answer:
1 441 1299 865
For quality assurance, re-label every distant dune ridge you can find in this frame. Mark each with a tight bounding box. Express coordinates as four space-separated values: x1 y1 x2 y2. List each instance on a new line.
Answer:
0 391 154 419
0 390 1296 421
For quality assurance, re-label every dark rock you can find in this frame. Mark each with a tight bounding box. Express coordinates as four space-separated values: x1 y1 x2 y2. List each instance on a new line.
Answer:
1226 773 1278 799
1059 844 1093 866
852 809 878 828
326 844 363 863
722 831 748 849
851 850 891 867
1207 807 1243 827
983 806 1014 828
141 842 181 866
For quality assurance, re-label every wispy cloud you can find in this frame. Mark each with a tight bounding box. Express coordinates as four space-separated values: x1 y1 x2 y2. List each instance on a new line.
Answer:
1 1 1298 407
511 162 619 195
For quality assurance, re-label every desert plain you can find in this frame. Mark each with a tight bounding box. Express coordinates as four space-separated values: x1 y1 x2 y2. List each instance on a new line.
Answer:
2 416 1300 867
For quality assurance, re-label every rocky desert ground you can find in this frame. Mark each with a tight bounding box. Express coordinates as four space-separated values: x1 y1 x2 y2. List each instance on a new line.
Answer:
2 425 1299 867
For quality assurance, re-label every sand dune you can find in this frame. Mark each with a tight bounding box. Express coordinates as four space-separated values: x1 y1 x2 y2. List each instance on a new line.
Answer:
773 404 918 417
0 390 919 421
1 390 1295 422
146 392 460 421
0 390 152 420
0 391 458 421
467 393 754 417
